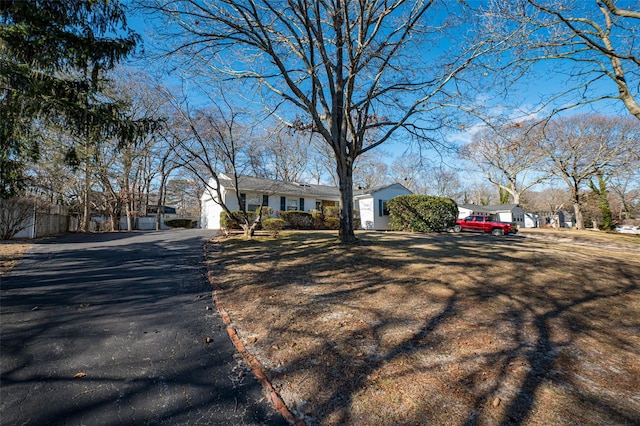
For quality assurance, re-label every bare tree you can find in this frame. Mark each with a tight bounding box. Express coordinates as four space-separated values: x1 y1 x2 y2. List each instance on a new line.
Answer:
352 153 391 191
91 70 168 231
522 187 571 216
142 0 493 242
262 125 311 183
608 153 640 220
484 0 640 119
461 121 549 204
161 86 270 238
534 114 637 229
460 181 500 206
0 198 34 240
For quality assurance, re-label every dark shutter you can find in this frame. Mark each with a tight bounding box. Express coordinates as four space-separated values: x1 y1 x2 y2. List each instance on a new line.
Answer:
299 197 305 211
280 196 286 211
240 193 246 210
379 199 383 217
263 194 269 206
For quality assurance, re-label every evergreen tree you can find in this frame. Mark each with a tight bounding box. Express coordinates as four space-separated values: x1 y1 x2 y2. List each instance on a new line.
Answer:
0 0 139 197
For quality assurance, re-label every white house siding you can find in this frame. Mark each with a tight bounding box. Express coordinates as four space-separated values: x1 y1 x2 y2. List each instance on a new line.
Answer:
524 213 538 228
355 184 413 230
200 176 411 231
458 207 473 219
356 197 375 230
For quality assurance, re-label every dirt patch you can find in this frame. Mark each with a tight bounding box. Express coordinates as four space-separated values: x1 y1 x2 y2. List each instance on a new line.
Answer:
206 230 640 425
0 241 31 276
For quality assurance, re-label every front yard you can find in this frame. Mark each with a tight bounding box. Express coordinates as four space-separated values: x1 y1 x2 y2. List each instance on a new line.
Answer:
206 230 640 425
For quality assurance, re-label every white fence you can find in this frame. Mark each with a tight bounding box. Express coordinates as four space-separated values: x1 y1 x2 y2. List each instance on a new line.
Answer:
11 204 76 239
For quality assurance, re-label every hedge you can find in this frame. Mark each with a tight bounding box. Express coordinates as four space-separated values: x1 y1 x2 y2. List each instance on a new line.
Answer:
280 210 314 229
263 218 286 237
387 195 458 232
164 218 197 228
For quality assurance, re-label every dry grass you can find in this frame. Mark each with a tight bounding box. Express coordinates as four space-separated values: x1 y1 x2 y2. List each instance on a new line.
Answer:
0 241 31 276
206 229 640 426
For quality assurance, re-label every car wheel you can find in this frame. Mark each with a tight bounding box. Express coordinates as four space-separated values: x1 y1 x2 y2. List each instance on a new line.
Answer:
453 225 462 233
491 228 504 236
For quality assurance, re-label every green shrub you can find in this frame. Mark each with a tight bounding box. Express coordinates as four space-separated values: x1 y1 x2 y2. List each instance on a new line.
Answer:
220 210 257 230
314 206 360 230
164 218 197 228
387 195 458 233
309 209 325 229
324 217 340 230
323 205 339 218
255 206 272 218
280 210 314 229
263 218 285 238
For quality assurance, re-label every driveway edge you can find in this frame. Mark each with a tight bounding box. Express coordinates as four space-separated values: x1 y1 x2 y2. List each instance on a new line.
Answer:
205 241 305 426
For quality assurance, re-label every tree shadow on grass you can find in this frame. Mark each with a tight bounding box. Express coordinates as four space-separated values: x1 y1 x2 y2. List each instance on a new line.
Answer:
209 231 640 425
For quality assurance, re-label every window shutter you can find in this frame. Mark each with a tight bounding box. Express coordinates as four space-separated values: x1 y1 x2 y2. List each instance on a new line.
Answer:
240 193 246 210
280 196 286 211
379 199 383 217
263 194 269 206
299 198 305 211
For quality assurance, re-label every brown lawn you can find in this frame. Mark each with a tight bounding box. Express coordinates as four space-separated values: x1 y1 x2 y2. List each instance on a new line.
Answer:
206 229 640 426
0 241 31 276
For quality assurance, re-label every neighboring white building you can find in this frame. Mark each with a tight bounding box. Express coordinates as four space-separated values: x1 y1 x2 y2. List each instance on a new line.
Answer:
200 174 413 231
354 183 413 230
457 203 537 228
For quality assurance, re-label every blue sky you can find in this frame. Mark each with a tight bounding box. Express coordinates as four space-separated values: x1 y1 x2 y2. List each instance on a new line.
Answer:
122 1 636 190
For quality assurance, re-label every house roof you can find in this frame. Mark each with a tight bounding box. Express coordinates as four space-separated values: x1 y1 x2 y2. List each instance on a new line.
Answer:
217 174 340 198
458 203 521 213
353 183 412 198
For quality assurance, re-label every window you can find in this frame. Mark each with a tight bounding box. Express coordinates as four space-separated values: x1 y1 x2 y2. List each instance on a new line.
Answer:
287 198 298 211
378 199 389 216
246 194 262 212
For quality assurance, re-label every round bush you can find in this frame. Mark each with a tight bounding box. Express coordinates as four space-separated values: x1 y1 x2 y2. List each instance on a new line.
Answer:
387 195 458 232
281 211 314 229
263 218 285 237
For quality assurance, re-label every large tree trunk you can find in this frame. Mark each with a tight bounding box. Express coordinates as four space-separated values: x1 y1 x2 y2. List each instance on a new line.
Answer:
336 160 356 243
570 183 584 229
572 199 584 230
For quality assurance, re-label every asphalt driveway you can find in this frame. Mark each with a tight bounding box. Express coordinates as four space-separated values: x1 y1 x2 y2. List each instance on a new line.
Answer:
0 230 288 425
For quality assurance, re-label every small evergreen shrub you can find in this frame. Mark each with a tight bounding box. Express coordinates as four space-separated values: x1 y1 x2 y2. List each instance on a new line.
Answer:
387 195 458 232
323 205 339 218
255 206 272 219
220 211 257 230
281 211 314 229
263 218 285 238
309 209 325 229
164 218 197 228
324 217 340 230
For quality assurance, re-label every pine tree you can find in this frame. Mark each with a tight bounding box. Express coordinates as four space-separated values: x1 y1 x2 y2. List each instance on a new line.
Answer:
0 0 139 198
